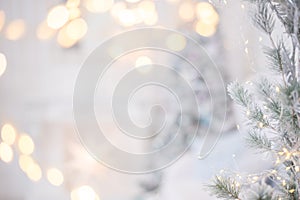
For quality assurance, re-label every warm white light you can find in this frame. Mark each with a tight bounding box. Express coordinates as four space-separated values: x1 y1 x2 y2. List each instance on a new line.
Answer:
18 134 35 155
196 2 219 26
71 185 97 200
85 0 114 13
126 0 141 3
69 7 81 20
111 2 126 18
66 0 81 8
118 9 138 27
26 162 42 182
0 11 5 32
5 19 26 40
166 33 187 51
66 18 88 40
195 20 217 37
36 21 56 40
47 168 64 186
178 2 195 22
135 56 152 74
1 124 16 145
0 142 13 163
18 155 34 172
47 5 70 29
57 26 78 48
0 53 7 77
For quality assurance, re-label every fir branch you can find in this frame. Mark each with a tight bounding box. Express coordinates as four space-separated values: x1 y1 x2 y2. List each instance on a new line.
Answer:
246 130 273 152
252 1 275 34
228 81 252 107
208 176 240 200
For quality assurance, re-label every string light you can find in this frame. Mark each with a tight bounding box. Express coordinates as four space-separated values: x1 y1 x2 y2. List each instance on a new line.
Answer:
1 124 16 145
26 162 42 182
0 10 5 32
71 185 98 200
0 53 7 77
18 134 35 155
85 0 114 13
66 18 88 40
47 5 70 29
178 2 195 22
0 142 13 163
5 19 26 40
47 168 64 186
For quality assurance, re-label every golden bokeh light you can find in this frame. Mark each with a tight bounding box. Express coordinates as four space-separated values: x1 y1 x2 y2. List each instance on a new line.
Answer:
0 142 13 163
69 7 81 20
138 1 157 25
18 134 35 155
47 5 70 29
66 0 81 8
85 0 114 13
111 2 126 18
195 20 217 37
0 53 7 77
36 21 56 40
71 185 97 200
18 155 34 172
57 26 78 48
66 18 88 40
26 162 42 182
166 33 187 51
178 2 195 22
1 123 16 145
118 9 139 27
135 56 153 74
5 19 26 40
196 2 219 26
0 11 5 32
47 168 64 186
126 0 141 3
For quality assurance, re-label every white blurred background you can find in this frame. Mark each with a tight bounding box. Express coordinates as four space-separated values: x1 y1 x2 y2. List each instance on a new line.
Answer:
0 0 272 199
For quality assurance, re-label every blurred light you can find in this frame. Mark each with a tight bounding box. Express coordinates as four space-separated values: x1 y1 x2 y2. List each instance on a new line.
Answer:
47 5 70 29
166 0 180 3
135 56 152 67
26 162 42 182
0 142 13 163
178 2 195 22
196 2 219 25
66 0 81 8
69 7 81 20
85 0 114 13
138 1 155 13
111 2 126 18
0 11 5 32
47 168 64 186
195 20 216 37
71 185 97 200
118 9 138 27
57 26 78 48
138 1 157 25
36 21 56 40
18 134 34 155
66 18 88 40
166 33 186 51
5 19 26 40
143 12 158 25
19 155 34 172
0 53 7 77
126 0 141 3
1 124 16 145
135 56 152 74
